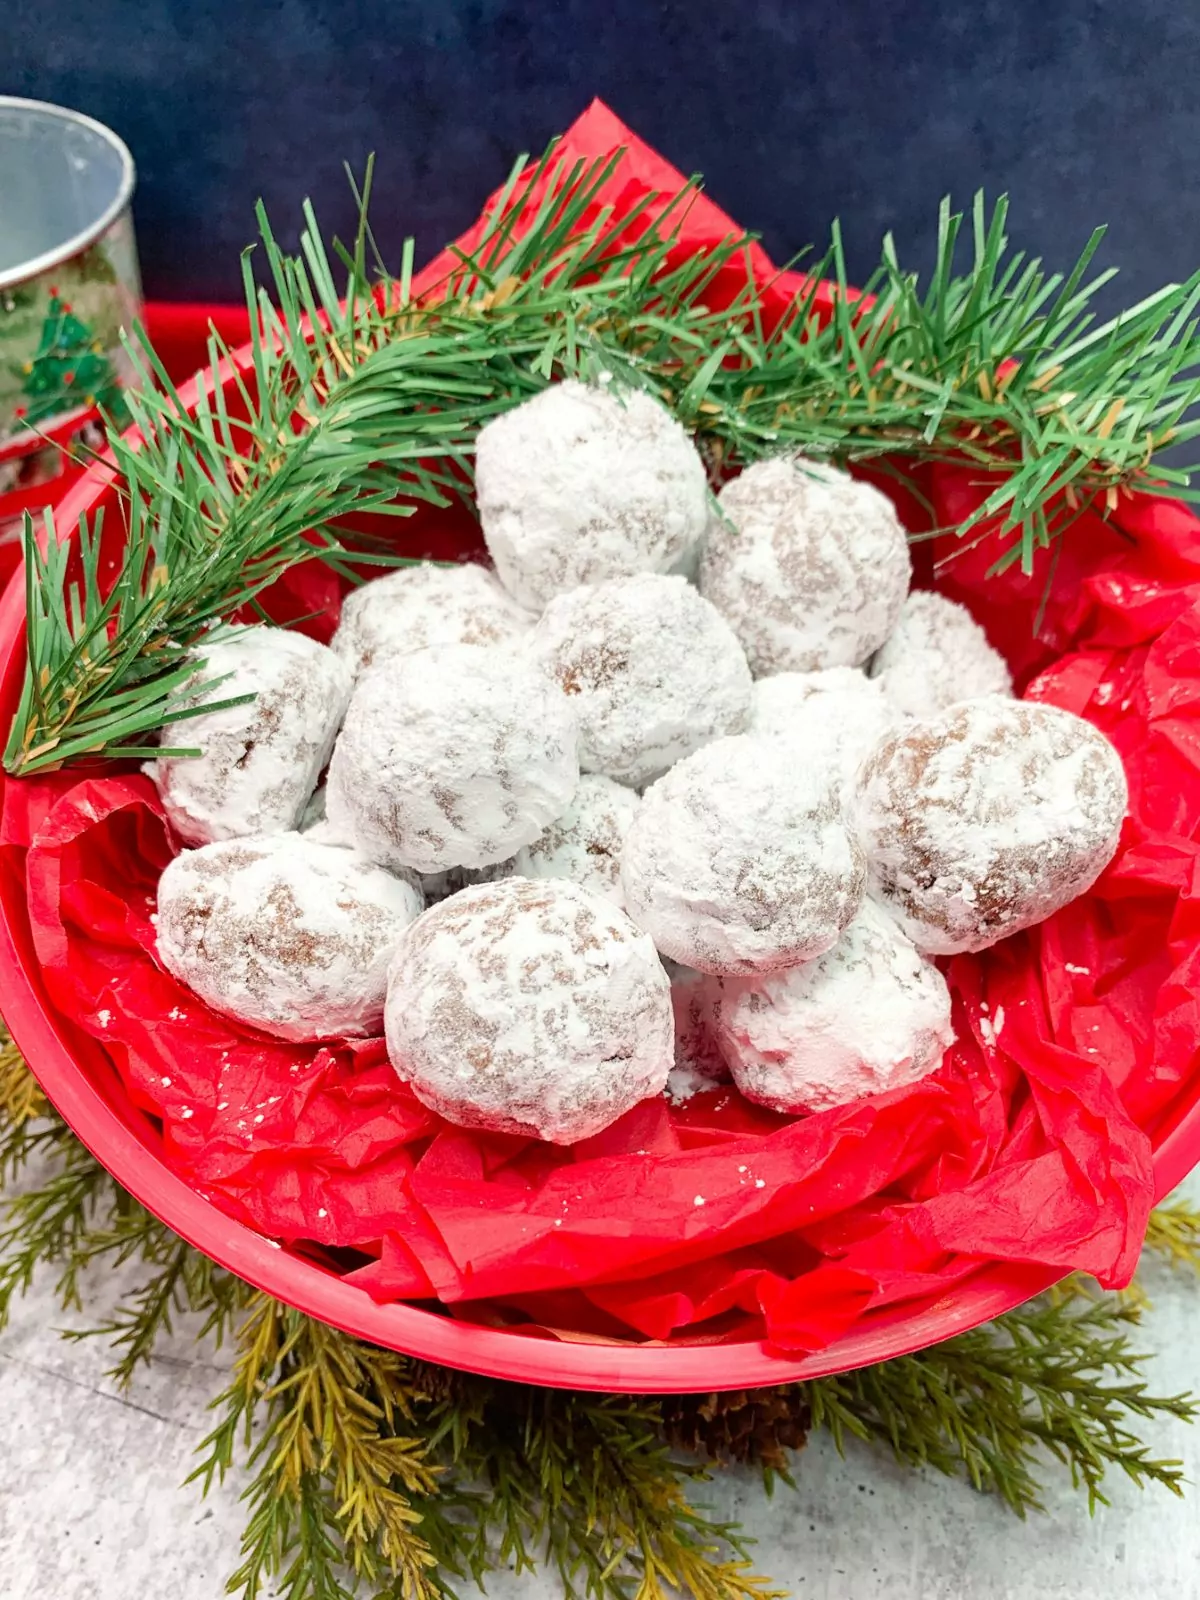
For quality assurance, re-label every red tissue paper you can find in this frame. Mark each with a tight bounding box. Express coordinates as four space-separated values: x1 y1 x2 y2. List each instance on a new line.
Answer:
9 102 1200 1355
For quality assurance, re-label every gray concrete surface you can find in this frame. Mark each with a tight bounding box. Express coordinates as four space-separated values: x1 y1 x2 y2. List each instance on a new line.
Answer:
2 1185 1198 1600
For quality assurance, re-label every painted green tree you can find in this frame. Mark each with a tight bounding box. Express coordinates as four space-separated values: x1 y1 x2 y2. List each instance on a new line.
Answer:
17 290 124 427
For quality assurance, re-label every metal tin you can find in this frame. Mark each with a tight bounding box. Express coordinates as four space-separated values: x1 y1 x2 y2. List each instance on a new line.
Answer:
0 98 142 528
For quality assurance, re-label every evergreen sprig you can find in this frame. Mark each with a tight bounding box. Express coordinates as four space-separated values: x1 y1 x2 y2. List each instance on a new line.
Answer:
803 1293 1196 1515
1142 1199 1200 1275
3 1024 1200 1599
9 148 1200 774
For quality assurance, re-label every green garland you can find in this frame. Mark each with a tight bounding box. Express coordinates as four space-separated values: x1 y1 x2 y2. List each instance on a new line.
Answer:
1 1023 1196 1600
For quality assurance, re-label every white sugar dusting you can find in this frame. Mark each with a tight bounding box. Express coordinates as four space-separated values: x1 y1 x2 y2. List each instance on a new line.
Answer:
513 773 641 908
531 572 753 787
708 898 954 1113
748 668 899 799
384 876 673 1144
475 380 709 609
332 561 534 679
326 644 579 873
869 590 1013 719
854 697 1128 954
663 958 730 1083
151 626 351 846
699 457 911 675
622 735 865 974
156 832 424 1042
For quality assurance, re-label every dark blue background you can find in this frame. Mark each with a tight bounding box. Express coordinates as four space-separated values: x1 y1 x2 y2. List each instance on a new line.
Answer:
8 0 1200 312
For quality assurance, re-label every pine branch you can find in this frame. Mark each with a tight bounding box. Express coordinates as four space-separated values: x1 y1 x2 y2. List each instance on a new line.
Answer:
9 149 1200 774
192 1296 459 1600
1142 1201 1200 1275
802 1287 1196 1515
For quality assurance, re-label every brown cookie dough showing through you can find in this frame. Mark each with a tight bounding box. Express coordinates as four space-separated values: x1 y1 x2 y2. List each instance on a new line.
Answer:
151 626 352 846
475 379 710 609
512 773 641 909
326 644 580 874
155 833 425 1042
699 457 911 675
385 876 674 1143
532 573 753 787
854 696 1128 954
621 735 866 974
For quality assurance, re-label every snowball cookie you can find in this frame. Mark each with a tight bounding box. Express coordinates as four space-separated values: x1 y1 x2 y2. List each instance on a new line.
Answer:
532 574 752 786
152 627 352 846
708 898 953 1114
512 774 641 908
748 668 898 799
326 644 579 874
854 697 1128 956
156 833 424 1042
622 735 866 975
331 561 534 680
474 379 709 609
385 877 673 1143
699 457 911 675
869 590 1013 719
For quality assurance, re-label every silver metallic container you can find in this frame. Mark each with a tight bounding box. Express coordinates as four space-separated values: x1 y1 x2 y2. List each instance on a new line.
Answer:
0 97 142 519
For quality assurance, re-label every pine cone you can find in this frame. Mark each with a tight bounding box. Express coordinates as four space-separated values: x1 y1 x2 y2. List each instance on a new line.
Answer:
408 1358 472 1405
660 1385 812 1471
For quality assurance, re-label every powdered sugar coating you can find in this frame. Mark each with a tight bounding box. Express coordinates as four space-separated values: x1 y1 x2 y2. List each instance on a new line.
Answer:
512 773 641 908
325 644 579 873
298 784 351 848
156 833 424 1042
152 627 352 846
707 897 954 1113
385 876 673 1143
475 380 709 609
869 590 1013 718
532 574 752 786
699 457 912 674
748 669 899 798
332 561 534 680
854 696 1128 955
664 959 730 1083
621 735 866 974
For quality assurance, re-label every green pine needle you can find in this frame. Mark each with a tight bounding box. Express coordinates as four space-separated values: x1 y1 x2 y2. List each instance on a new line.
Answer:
1142 1201 1200 1275
8 147 1200 775
803 1292 1196 1515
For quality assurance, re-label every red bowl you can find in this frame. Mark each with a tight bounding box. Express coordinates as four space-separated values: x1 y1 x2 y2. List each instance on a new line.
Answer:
3 364 1200 1392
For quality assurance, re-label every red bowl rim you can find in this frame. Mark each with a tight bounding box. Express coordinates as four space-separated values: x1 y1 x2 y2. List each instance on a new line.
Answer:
2 378 1197 1392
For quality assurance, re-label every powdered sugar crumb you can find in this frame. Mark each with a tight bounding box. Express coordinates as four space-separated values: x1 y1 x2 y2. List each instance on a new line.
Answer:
665 1063 711 1104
